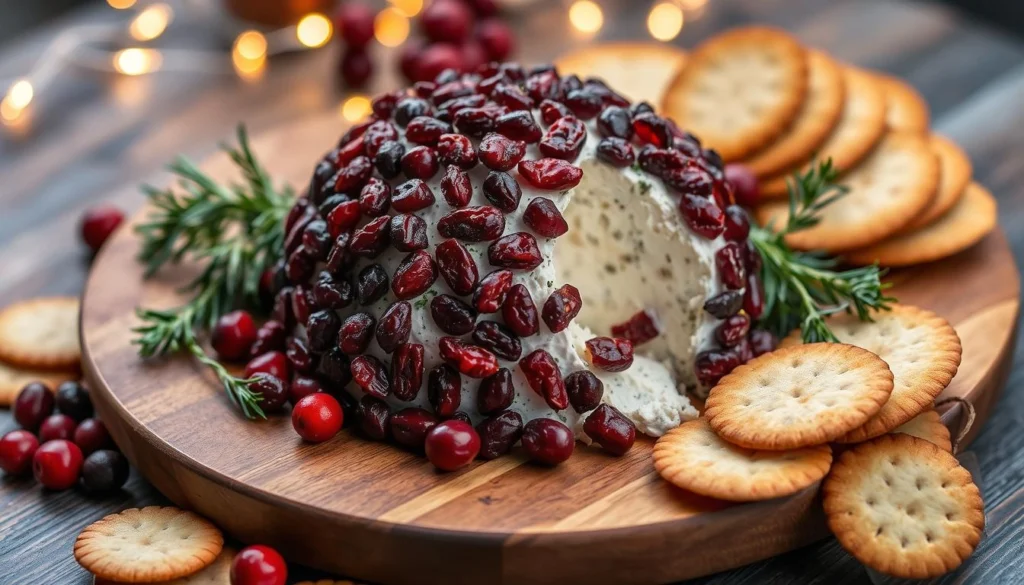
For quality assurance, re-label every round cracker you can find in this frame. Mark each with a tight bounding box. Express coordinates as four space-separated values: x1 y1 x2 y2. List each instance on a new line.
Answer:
844 182 996 267
555 42 687 107
0 362 77 407
754 131 940 252
824 434 984 579
705 343 894 450
75 507 224 583
893 409 952 452
760 67 888 198
663 26 809 161
0 297 81 371
878 74 930 133
742 50 846 178
653 418 833 502
93 547 235 585
902 135 973 232
781 305 962 443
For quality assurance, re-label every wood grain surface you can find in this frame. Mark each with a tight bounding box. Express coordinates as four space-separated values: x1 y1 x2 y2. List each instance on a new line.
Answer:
3 1 1024 584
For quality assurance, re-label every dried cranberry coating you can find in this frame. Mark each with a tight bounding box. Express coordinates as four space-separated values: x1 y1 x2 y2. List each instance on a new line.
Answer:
326 233 354 274
523 198 568 238
539 99 572 125
502 284 540 337
477 368 514 414
724 205 751 241
350 216 392 258
695 349 742 388
744 272 766 319
358 395 391 440
564 88 604 119
521 418 574 465
291 285 314 324
430 294 477 335
436 134 478 169
391 343 425 401
392 179 436 213
306 310 341 353
428 364 462 417
390 408 439 450
273 287 295 329
338 312 376 355
438 337 500 378
392 250 438 300
518 158 583 190
519 349 568 410
632 113 673 148
360 178 392 217
454 106 500 137
439 164 472 208
704 290 743 319
716 314 751 347
406 116 452 145
286 336 315 374
488 232 542 270
678 193 725 239
472 321 522 361
432 80 475 105
495 110 542 143
401 146 440 180
542 284 582 333
374 141 406 179
525 69 561 102
476 411 523 460
596 137 635 168
565 370 604 413
250 320 286 358
440 94 487 117
583 404 636 456
715 242 747 290
371 90 401 119
638 147 688 178
356 264 389 305
286 246 316 283
540 116 587 161
332 156 374 193
438 206 506 242
597 106 634 139
389 214 429 252
482 171 523 213
363 120 400 158
611 309 660 346
377 301 412 353
301 219 332 261
491 84 533 111
749 329 777 357
435 239 479 295
351 355 391 398
585 337 634 372
326 199 361 237
479 133 527 172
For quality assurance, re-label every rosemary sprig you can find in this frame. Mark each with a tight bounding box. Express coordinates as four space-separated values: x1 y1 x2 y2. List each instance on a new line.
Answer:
132 126 294 419
750 160 896 342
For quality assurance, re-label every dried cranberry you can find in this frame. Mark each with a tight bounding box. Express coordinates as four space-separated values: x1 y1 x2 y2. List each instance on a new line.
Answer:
306 310 341 353
632 101 655 117
716 314 751 348
695 349 742 388
744 272 766 319
440 94 487 118
540 116 587 161
432 79 475 105
591 137 633 168
326 199 361 237
436 134 478 169
406 116 451 146
350 216 392 258
539 99 572 125
523 198 569 238
584 78 630 107
638 147 688 178
336 135 367 166
472 318 524 361
597 106 634 139
309 159 337 205
522 418 574 465
356 264 389 305
374 141 406 179
743 240 763 274
525 69 561 102
428 364 462 417
272 287 295 328
542 284 582 333
359 178 392 217
392 250 438 300
632 113 673 148
476 411 523 459
388 343 424 402
377 301 412 353
725 163 760 207
250 321 286 358
358 395 391 440
289 376 324 405
724 205 751 241
390 214 429 252
518 158 583 190
414 80 437 97
502 284 539 337
716 242 746 290
479 133 527 172
401 146 439 180
519 350 568 410
435 239 479 295
495 110 542 143
391 408 439 450
565 370 603 413
392 179 436 213
438 166 470 209
332 155 374 194
439 337 500 378
312 272 351 311
285 246 316 283
491 84 533 111
363 121 399 158
395 97 432 126
482 171 523 212
301 219 332 261
583 404 635 456
679 193 725 239
477 368 514 414
488 232 542 270
477 73 504 96
749 329 777 357
500 62 526 81
438 206 506 241
454 107 499 137
351 355 391 398
286 337 316 374
665 161 715 198
316 347 352 388
326 233 354 274
371 90 402 119
430 294 477 335
472 269 513 313
585 337 634 372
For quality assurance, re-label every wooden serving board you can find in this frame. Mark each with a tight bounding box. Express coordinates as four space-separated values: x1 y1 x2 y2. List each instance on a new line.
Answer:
81 115 1020 585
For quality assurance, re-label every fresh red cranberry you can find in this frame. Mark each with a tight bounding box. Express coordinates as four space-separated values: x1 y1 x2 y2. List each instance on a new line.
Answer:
359 178 392 217
518 158 583 190
496 110 542 143
421 0 474 43
523 198 568 238
585 337 634 372
583 404 636 456
472 321 522 361
435 240 479 295
473 269 513 313
392 179 436 213
350 355 392 398
39 414 77 443
416 44 464 82
695 349 742 388
565 370 604 413
479 133 527 172
356 264 390 305
54 380 93 422
439 206 506 242
749 329 778 357
288 376 324 405
725 163 760 207
430 294 478 335
72 418 114 455
425 420 480 471
519 350 568 410
611 309 661 345
436 134 478 169
391 408 439 450
339 312 376 354
400 41 424 82
488 232 542 270
716 314 751 348
0 430 39 476
723 205 751 241
596 137 636 168
542 284 582 333
250 321 287 358
539 99 572 125
522 418 574 465
540 116 587 161
80 205 125 253
245 351 290 382
231 544 288 585
439 337 499 378
440 165 473 207
401 146 440 180
406 116 452 146
597 106 634 139
460 41 488 73
357 395 392 440
502 284 539 337
477 368 514 414
14 382 55 431
392 250 438 300
391 343 425 401
679 193 726 239
211 310 258 361
476 19 514 61
80 449 130 494
377 301 413 353
744 272 766 319
291 393 343 443
350 216 392 258
428 364 462 417
703 290 744 319
715 242 747 290
33 440 83 490
335 2 375 48
475 411 523 459
491 85 533 112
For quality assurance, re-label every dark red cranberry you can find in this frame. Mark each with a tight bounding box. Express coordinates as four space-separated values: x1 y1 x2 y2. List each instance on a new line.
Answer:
488 232 542 270
439 337 500 378
313 271 353 310
560 74 583 94
519 350 568 410
306 310 341 353
391 343 425 401
401 146 440 180
309 159 338 205
326 233 354 274
500 62 526 81
539 99 571 125
522 418 574 465
632 101 655 117
744 272 766 319
440 165 473 208
479 134 527 172
392 250 438 300
428 364 462 417
289 376 325 405
332 155 374 192
335 2 375 47
249 374 289 413
438 206 506 242
540 116 587 161
637 147 687 178
211 310 258 361
664 160 715 197
359 178 392 217
273 287 296 328
596 137 635 168
478 73 504 96
285 337 316 374
363 121 400 159
716 242 747 290
482 171 523 212
495 110 542 143
335 135 367 167
743 240 763 274
258 265 278 310
633 113 673 148
351 355 391 398
502 284 539 337
73 418 114 455
326 199 361 236
472 321 521 361
542 284 582 333
704 290 744 319
491 84 533 112
477 18 514 61
231 545 288 585
39 414 77 443
564 89 603 119
565 370 604 414
425 420 480 471
436 134 478 168
80 205 125 253
420 0 473 43
284 200 318 252
339 312 376 355
749 329 778 357
585 337 634 372
358 395 392 440
472 269 512 313
286 196 316 235
703 148 725 173
356 264 389 305
518 158 583 190
291 393 343 443
430 295 477 335
723 205 751 241
33 439 83 490
392 179 436 213
291 285 315 325
389 214 428 253
302 219 333 261
80 450 130 494
371 90 402 120
377 301 413 353
477 368 514 414
14 382 55 431
432 79 474 105
245 351 290 382
406 116 452 146
350 216 392 258
597 106 634 139
695 349 742 387
716 314 751 347
395 96 432 126
440 94 488 118
584 404 636 456
725 163 760 207
679 193 726 239
316 348 352 389
611 309 660 346
391 408 439 450
0 430 39 476
476 411 523 459
525 69 561 102
374 141 406 179
250 321 286 357
454 106 500 137
285 246 316 283
523 198 569 238
54 381 93 422
436 239 479 295
462 40 489 73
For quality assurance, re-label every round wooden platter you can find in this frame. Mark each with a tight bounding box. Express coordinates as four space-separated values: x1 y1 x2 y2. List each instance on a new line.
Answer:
81 114 1020 585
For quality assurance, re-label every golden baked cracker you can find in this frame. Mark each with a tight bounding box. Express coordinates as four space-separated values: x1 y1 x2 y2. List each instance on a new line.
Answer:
0 362 76 407
705 343 894 450
653 418 832 501
555 42 687 106
902 135 973 232
844 182 996 267
824 434 984 579
754 131 940 252
743 50 846 178
781 305 962 443
75 507 223 583
93 548 235 585
760 67 888 198
663 26 808 161
878 74 930 133
0 297 81 371
893 409 952 452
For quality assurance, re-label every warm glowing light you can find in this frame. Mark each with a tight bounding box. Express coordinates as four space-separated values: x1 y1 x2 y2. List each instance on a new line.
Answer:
107 0 137 9
113 48 162 76
1 97 23 122
340 95 372 122
374 8 410 48
296 13 333 48
648 2 684 41
130 3 173 41
569 1 604 35
234 30 268 60
678 0 707 9
388 0 423 17
6 80 34 110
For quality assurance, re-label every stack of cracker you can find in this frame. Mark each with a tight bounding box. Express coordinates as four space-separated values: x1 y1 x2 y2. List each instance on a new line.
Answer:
653 303 985 580
0 297 82 407
657 26 997 267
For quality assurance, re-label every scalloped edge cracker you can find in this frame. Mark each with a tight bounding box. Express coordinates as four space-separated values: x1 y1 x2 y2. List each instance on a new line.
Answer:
892 409 952 452
0 297 81 371
879 74 930 133
903 135 972 232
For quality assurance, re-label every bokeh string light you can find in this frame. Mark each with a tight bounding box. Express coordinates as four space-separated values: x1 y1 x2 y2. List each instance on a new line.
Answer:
648 2 685 42
374 7 412 48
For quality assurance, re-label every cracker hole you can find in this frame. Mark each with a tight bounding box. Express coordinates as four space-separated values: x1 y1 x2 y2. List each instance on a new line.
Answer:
900 538 909 548
875 527 884 536
925 532 934 543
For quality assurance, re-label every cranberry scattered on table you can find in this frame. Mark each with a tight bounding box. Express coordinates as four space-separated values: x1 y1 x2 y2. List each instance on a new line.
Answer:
291 393 344 443
231 544 288 585
80 204 125 253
